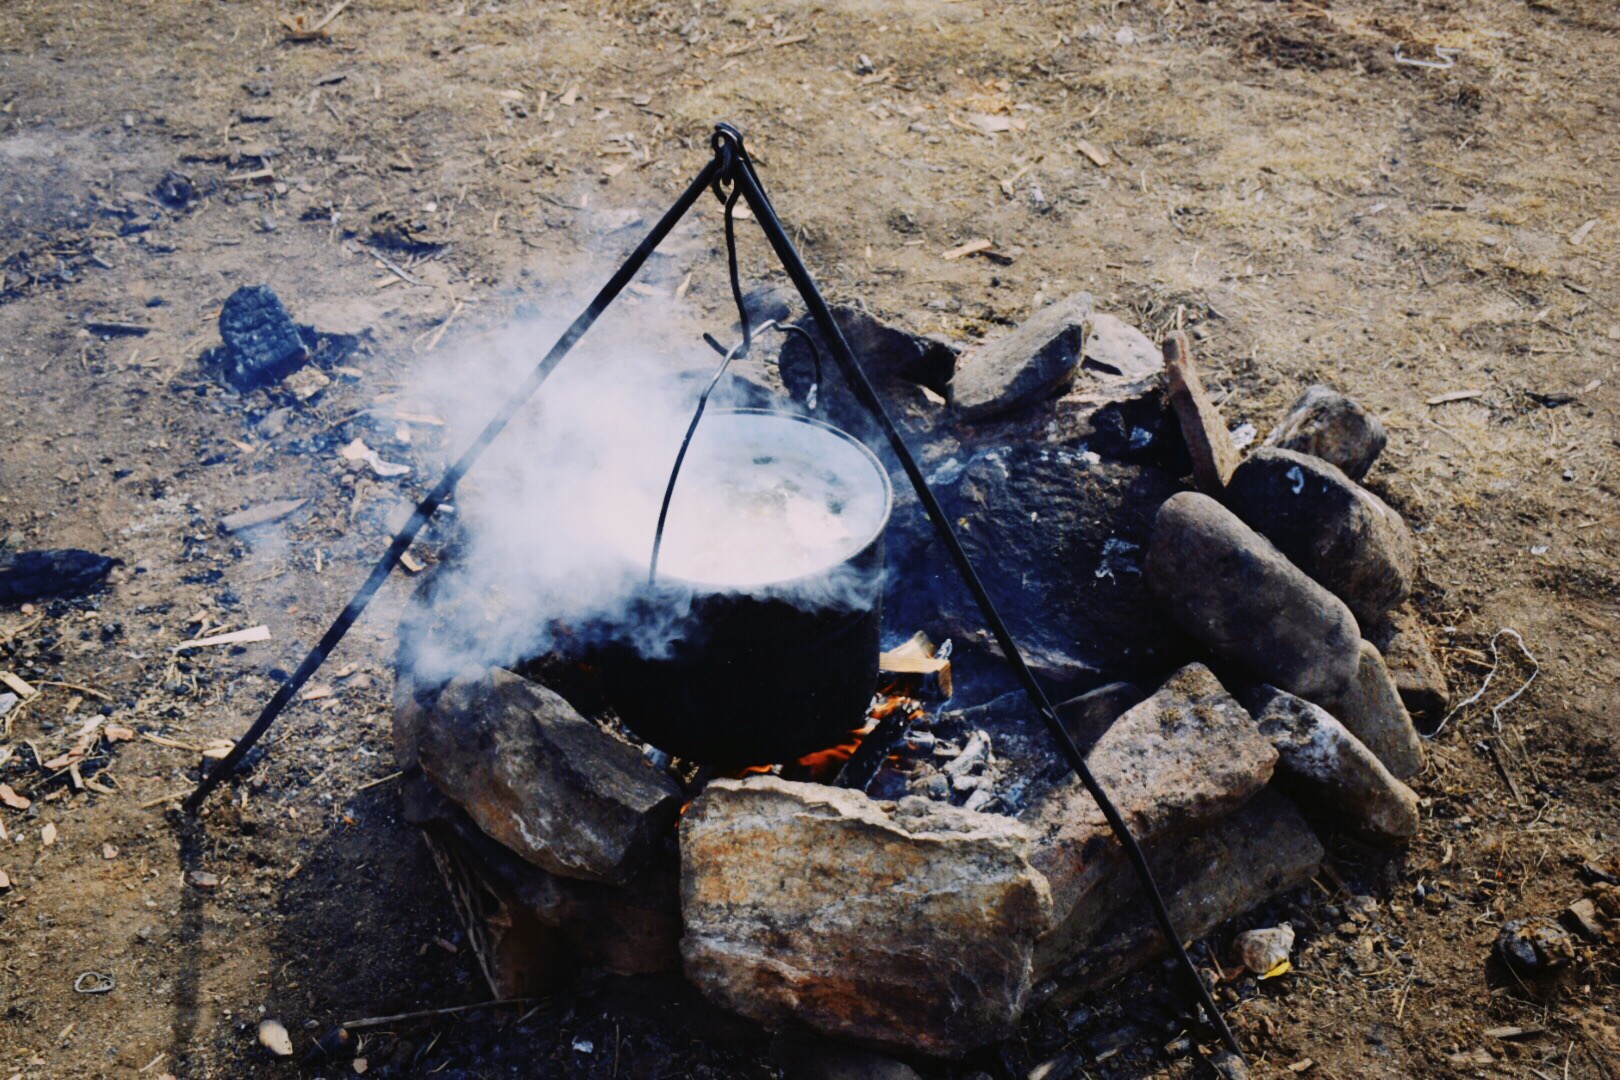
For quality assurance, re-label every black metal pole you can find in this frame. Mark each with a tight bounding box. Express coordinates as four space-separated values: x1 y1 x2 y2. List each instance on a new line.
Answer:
185 155 726 814
720 128 1244 1059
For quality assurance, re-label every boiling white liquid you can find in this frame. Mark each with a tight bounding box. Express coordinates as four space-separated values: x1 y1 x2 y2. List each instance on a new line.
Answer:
600 415 888 588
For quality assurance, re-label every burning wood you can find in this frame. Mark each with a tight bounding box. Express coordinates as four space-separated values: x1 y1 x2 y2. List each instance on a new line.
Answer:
878 631 953 700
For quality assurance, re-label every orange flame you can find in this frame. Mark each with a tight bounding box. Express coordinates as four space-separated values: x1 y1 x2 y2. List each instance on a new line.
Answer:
676 690 926 812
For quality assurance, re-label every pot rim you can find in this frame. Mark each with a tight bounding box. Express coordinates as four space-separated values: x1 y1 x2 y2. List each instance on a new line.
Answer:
645 406 893 594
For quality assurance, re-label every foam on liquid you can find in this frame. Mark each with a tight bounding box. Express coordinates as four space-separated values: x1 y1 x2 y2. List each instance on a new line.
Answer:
603 415 887 589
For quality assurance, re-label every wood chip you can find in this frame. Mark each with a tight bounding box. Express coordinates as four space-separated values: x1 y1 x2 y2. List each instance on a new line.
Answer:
142 733 237 759
399 551 425 574
0 869 10 890
1288 1061 1315 1074
279 0 350 40
955 111 1021 136
1569 218 1597 246
40 822 56 846
301 686 334 702
0 671 39 698
1483 1026 1543 1040
1426 389 1484 406
175 625 271 650
1075 138 1111 168
942 238 994 261
221 498 307 533
103 843 118 860
0 784 31 810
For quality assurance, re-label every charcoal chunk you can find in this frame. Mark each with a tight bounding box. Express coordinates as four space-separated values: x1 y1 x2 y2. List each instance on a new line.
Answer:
0 549 117 602
152 171 196 210
211 285 310 391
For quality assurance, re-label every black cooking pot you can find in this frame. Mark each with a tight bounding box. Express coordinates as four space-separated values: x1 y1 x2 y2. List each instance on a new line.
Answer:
596 409 892 766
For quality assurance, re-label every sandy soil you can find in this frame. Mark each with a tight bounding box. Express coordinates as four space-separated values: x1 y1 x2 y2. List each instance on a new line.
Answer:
1 0 1617 1076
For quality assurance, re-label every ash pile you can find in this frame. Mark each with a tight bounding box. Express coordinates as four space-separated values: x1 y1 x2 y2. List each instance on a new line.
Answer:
391 291 1450 1063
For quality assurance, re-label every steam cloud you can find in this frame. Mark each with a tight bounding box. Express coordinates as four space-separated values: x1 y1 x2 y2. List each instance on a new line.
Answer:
393 290 887 686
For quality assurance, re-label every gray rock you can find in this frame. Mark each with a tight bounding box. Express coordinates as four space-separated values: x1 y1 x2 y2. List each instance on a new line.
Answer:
417 667 682 885
1368 605 1450 723
1043 790 1324 1001
894 444 1191 692
950 292 1093 420
1163 331 1240 494
1081 312 1160 381
777 303 957 417
1265 384 1387 480
1225 447 1418 626
1027 663 1277 970
1146 492 1362 701
1252 687 1420 844
1316 641 1424 780
680 776 1052 1058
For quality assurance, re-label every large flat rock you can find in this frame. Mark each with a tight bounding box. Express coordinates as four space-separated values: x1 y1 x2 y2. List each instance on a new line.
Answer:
418 667 682 885
1042 790 1324 1001
891 444 1191 693
680 776 1052 1058
1023 663 1277 970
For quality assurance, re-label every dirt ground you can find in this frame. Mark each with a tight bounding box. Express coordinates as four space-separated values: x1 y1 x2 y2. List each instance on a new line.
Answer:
1 0 1617 1076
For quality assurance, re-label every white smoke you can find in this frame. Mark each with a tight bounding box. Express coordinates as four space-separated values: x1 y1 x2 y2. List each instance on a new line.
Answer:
392 285 888 685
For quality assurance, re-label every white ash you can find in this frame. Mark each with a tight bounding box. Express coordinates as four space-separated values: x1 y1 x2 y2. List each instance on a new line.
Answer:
864 719 1012 815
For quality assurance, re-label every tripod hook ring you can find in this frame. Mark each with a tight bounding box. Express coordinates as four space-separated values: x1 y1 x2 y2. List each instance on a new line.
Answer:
709 123 748 203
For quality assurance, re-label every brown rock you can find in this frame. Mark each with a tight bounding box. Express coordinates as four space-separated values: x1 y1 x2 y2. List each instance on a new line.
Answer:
1146 492 1362 700
1252 687 1420 844
418 667 682 885
1043 791 1324 1001
950 292 1093 420
1565 898 1604 941
1027 663 1277 971
1163 331 1240 494
1316 641 1424 780
1225 448 1418 626
403 774 681 978
1264 384 1387 480
680 776 1052 1058
1368 605 1451 723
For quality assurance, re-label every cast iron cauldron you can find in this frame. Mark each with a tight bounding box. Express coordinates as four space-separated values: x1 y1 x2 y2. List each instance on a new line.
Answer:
596 408 892 766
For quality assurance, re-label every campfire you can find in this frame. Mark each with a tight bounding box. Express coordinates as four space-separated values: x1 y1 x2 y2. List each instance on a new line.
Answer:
389 290 1442 1060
